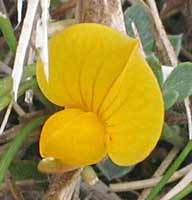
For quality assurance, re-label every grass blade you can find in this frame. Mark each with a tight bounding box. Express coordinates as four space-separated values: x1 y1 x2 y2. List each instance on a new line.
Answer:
146 141 192 200
0 115 47 184
0 13 17 53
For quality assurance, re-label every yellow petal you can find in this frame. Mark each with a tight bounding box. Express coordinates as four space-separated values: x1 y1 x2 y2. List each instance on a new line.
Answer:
36 23 138 110
37 23 164 167
102 49 164 166
39 109 107 166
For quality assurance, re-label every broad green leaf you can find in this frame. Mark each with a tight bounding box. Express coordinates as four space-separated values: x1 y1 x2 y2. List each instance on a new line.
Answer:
161 123 185 148
0 94 11 111
124 3 154 53
163 90 179 110
0 64 35 98
0 78 38 112
124 3 182 56
0 76 12 97
97 158 133 181
0 116 47 185
163 62 192 108
9 160 46 181
22 64 36 80
0 65 38 112
169 34 183 56
146 54 163 88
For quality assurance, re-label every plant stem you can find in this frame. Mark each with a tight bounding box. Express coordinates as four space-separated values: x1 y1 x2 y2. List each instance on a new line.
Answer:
0 14 17 53
171 184 192 200
0 115 47 185
146 141 192 200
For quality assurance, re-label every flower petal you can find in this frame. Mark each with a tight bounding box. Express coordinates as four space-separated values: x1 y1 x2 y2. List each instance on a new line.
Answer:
102 49 164 166
39 109 107 166
36 23 138 110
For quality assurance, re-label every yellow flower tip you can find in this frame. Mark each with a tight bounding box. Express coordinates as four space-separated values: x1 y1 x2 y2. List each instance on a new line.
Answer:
39 109 107 167
38 157 78 174
37 23 164 168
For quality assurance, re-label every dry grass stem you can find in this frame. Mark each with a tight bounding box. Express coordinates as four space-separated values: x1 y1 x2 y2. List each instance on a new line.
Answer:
145 0 177 66
0 0 7 15
6 173 25 200
13 103 26 117
138 147 179 199
0 102 12 135
44 169 83 200
81 181 121 200
0 60 11 74
161 169 192 199
12 0 39 100
110 163 192 192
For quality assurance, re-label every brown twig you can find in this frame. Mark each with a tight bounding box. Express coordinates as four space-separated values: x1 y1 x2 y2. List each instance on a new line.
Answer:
81 181 121 200
0 179 47 193
0 110 45 144
51 0 76 19
0 60 12 74
0 0 7 15
145 0 177 66
165 111 187 125
76 0 126 34
43 169 83 200
5 173 25 200
181 48 192 61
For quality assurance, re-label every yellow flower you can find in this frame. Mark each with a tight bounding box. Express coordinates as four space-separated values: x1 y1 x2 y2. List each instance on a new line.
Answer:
36 23 164 170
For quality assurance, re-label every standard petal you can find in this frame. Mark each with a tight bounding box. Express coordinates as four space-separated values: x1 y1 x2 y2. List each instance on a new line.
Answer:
102 49 164 166
39 109 107 166
36 23 138 110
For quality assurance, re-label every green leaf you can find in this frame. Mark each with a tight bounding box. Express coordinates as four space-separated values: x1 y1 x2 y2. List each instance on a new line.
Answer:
0 14 17 53
124 3 182 57
0 63 35 98
22 64 36 80
163 62 192 109
163 90 179 110
0 64 37 112
97 158 133 181
0 76 12 97
9 160 46 181
124 3 155 53
169 34 183 56
0 78 38 112
161 123 185 148
0 115 47 185
51 0 61 8
146 54 163 88
0 94 11 111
